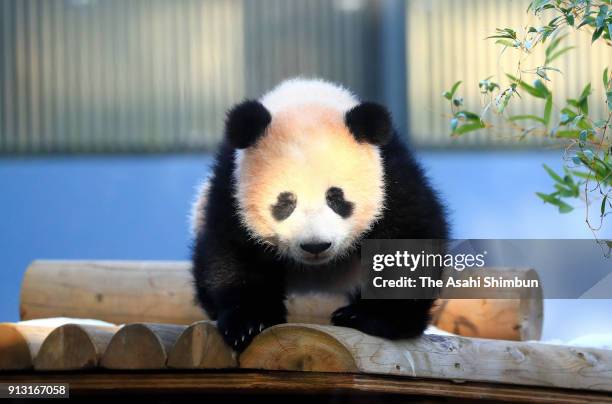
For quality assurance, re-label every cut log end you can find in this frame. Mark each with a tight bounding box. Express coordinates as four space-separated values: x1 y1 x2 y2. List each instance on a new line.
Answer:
101 323 185 369
167 321 237 369
0 324 32 370
34 324 118 371
240 324 358 373
0 324 58 370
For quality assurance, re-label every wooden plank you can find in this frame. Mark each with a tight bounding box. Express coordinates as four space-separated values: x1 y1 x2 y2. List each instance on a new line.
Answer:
34 324 119 371
241 324 612 393
1 371 610 403
100 323 186 369
167 321 237 369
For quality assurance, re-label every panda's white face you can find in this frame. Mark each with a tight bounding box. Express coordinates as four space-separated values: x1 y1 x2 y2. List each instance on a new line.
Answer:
234 105 385 265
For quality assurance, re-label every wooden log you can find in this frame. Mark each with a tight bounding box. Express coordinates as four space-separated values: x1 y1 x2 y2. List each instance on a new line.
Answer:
433 268 543 340
240 324 358 372
20 260 543 340
432 298 543 341
0 324 55 370
34 324 119 371
20 260 204 325
241 324 612 393
100 323 186 369
167 321 237 369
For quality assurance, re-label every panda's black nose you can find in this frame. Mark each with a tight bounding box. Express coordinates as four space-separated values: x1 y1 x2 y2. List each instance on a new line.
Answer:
300 242 332 254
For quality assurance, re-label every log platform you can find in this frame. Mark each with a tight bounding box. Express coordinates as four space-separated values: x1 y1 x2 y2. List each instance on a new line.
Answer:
2 321 612 398
1 259 609 402
2 371 611 403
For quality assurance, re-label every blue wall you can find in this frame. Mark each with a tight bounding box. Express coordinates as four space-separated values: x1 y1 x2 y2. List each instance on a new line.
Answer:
1 151 610 340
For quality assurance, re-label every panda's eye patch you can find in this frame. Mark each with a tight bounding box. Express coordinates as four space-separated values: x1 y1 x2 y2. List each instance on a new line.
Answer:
271 192 297 221
326 187 354 218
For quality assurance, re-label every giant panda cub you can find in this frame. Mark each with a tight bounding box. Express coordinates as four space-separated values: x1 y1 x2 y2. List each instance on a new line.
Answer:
191 78 448 352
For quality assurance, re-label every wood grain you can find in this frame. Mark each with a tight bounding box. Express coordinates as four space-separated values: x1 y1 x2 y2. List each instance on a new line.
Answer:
241 323 612 392
240 324 358 372
101 323 186 369
167 321 237 369
432 298 543 341
34 324 119 370
434 268 543 341
0 324 56 370
20 260 204 325
19 260 543 341
1 371 610 403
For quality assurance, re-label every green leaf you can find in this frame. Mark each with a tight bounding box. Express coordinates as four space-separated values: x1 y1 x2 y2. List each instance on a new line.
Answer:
604 68 609 89
555 130 581 138
453 121 486 136
543 164 564 183
497 88 515 113
571 83 592 115
449 81 462 99
554 184 577 198
536 192 574 213
579 83 592 100
456 110 481 121
533 80 551 98
546 46 574 65
506 74 549 99
544 94 553 126
592 26 604 42
602 195 608 217
508 114 547 124
495 39 516 48
529 0 551 13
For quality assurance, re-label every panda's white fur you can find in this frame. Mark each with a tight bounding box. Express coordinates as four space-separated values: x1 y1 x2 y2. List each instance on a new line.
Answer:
190 176 211 236
191 78 361 238
259 77 359 114
231 79 386 265
191 78 384 264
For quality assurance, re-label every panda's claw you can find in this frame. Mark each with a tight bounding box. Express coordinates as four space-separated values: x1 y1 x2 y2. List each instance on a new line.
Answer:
216 307 286 352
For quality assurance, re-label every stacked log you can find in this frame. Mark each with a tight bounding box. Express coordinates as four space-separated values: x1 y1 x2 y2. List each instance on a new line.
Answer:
20 260 542 341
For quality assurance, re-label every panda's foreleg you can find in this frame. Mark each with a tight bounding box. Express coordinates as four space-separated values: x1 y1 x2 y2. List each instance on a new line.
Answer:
192 248 287 352
213 283 287 352
330 293 433 340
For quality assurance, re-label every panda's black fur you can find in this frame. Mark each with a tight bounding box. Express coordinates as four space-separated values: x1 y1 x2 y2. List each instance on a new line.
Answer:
192 92 448 352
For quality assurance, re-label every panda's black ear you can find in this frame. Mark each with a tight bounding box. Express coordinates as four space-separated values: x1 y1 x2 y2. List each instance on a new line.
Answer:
225 100 272 149
344 102 392 146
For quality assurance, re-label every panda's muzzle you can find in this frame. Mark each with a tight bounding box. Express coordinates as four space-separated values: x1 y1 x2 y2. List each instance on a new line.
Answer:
300 241 332 255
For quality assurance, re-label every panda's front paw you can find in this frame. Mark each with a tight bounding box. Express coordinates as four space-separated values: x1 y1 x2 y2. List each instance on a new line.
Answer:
331 301 429 340
217 307 285 352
